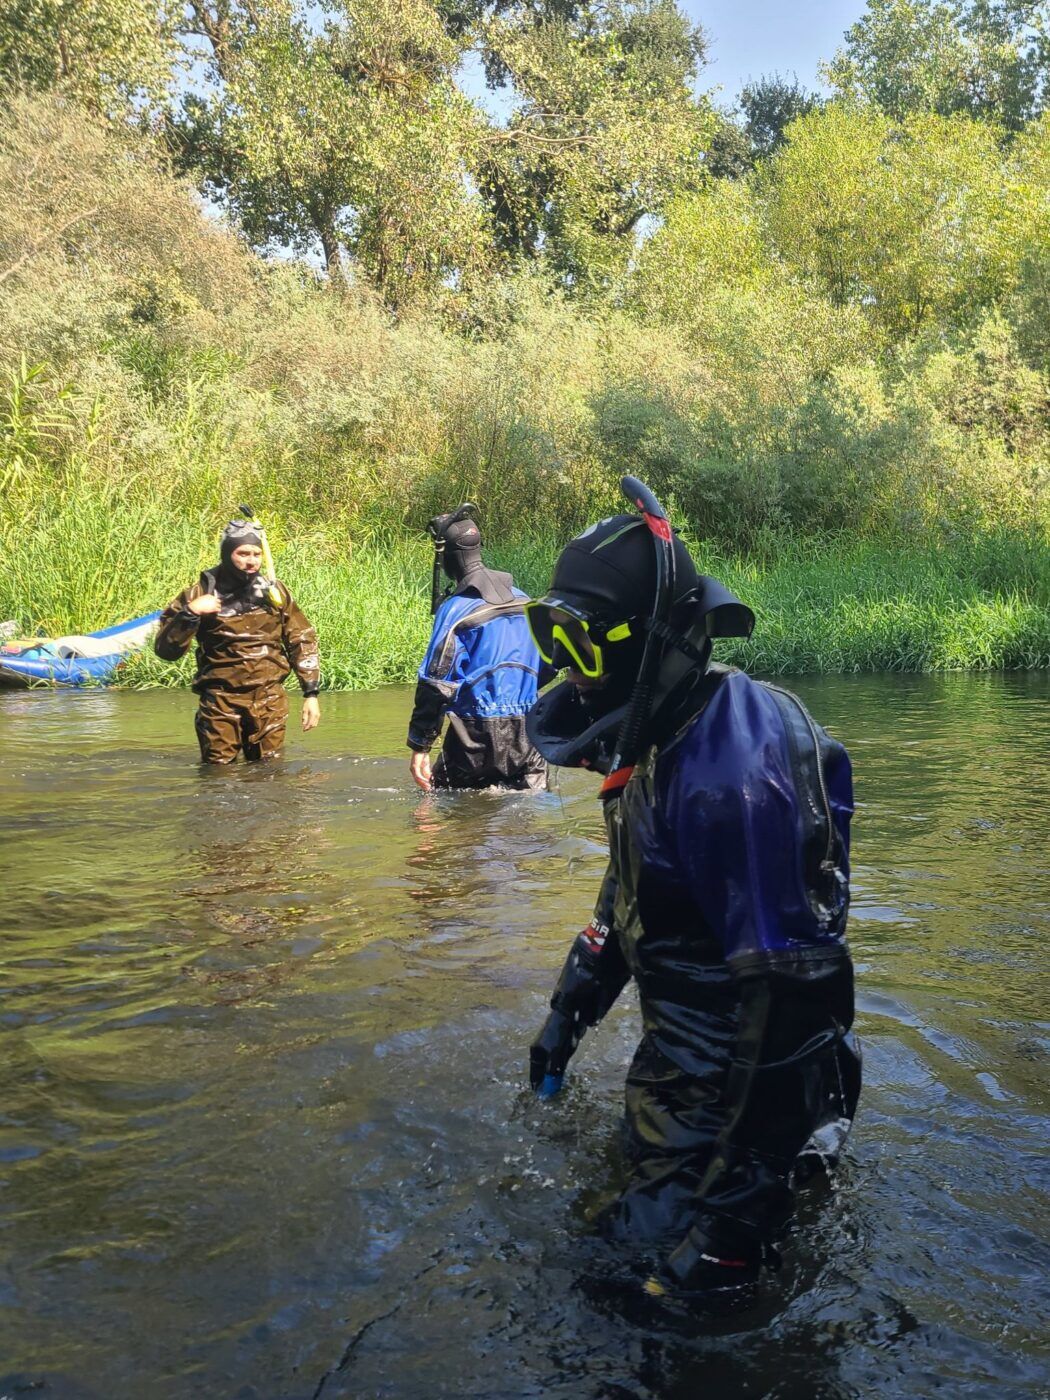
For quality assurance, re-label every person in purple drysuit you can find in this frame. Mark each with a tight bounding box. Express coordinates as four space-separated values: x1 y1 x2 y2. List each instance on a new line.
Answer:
523 513 860 1299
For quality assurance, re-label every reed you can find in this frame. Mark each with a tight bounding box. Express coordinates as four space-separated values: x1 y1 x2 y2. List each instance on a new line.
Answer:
5 491 1044 685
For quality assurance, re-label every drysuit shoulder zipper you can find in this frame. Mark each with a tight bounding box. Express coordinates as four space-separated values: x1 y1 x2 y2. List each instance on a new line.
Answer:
764 682 836 873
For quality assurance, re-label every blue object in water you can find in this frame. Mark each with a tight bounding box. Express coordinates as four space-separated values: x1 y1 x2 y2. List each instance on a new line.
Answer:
0 612 161 688
536 1073 564 1100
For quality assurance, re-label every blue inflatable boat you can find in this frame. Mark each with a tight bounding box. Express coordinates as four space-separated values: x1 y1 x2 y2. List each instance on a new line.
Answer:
0 612 161 688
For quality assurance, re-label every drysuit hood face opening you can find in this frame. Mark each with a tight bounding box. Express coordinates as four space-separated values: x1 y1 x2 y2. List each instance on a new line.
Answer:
211 519 270 607
220 520 263 575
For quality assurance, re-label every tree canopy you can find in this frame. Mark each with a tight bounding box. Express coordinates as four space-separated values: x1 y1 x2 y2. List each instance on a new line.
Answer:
0 0 179 116
0 0 1046 406
824 0 1050 131
165 0 712 305
176 0 491 305
3 0 1047 309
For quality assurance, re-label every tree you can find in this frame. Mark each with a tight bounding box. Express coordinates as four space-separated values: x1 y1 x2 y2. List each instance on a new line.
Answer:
0 91 255 373
480 0 713 286
1001 111 1050 362
739 74 820 159
175 0 713 301
761 103 1017 339
703 110 753 179
175 0 491 305
823 0 1050 132
630 178 769 323
0 0 178 117
698 75 819 181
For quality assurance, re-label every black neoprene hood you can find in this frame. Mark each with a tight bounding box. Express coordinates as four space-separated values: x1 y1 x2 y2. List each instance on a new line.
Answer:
539 515 694 621
526 511 755 769
441 518 483 580
428 512 517 608
539 514 755 639
220 520 262 570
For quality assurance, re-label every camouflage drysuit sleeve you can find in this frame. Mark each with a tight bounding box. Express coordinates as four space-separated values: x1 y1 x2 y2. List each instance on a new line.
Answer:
154 584 204 662
279 588 321 695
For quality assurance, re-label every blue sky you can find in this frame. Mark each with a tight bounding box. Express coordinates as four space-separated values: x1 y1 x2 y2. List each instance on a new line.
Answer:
459 1 870 115
687 0 868 101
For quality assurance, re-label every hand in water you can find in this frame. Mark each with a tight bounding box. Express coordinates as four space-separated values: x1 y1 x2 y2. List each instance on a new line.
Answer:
410 751 433 790
529 1006 575 1096
302 697 320 732
188 593 221 616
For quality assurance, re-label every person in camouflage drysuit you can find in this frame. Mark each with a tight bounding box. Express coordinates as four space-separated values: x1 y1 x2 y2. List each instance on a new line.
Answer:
155 520 321 763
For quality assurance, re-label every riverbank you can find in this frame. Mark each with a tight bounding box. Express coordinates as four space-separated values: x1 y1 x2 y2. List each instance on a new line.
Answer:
4 94 1048 687
27 529 1047 686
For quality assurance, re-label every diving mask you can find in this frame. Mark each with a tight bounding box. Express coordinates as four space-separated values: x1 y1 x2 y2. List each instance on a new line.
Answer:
525 599 635 679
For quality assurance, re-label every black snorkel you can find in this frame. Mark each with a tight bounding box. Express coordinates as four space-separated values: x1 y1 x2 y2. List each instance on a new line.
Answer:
428 502 477 615
601 476 677 800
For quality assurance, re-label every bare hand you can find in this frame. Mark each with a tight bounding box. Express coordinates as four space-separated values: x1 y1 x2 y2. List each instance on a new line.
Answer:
301 697 320 732
188 593 221 616
409 751 433 790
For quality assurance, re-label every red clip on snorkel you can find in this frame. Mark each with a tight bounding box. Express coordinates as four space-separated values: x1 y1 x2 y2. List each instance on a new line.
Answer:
600 476 677 797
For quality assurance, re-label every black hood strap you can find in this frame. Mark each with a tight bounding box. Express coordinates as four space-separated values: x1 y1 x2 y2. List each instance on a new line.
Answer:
644 617 711 668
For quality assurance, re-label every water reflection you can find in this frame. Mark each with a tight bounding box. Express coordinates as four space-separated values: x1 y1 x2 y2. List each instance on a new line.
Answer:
0 675 1047 1398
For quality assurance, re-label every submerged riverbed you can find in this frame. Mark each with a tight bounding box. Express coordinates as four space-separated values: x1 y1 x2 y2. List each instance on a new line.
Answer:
0 676 1047 1399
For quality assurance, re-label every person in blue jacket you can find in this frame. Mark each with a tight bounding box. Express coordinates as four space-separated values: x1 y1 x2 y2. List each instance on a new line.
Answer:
523 486 860 1299
407 507 550 791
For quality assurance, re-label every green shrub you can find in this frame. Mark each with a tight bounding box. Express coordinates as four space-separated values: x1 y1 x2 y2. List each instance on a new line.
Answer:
1 94 1048 677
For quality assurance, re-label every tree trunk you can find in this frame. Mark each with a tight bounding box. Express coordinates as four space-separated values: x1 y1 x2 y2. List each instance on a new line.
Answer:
317 216 346 290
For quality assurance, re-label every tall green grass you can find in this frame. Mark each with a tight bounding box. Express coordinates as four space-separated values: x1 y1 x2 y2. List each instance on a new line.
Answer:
4 486 1047 684
705 539 1050 672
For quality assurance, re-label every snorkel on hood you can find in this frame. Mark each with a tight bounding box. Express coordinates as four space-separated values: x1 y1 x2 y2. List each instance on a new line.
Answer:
427 504 516 611
206 509 284 610
525 477 755 779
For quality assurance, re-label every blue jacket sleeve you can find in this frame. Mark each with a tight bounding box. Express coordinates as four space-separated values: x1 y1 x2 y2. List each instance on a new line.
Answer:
418 599 468 685
407 600 467 751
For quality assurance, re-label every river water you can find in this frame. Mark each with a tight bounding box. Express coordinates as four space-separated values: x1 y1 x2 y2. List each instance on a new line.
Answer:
0 676 1047 1399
